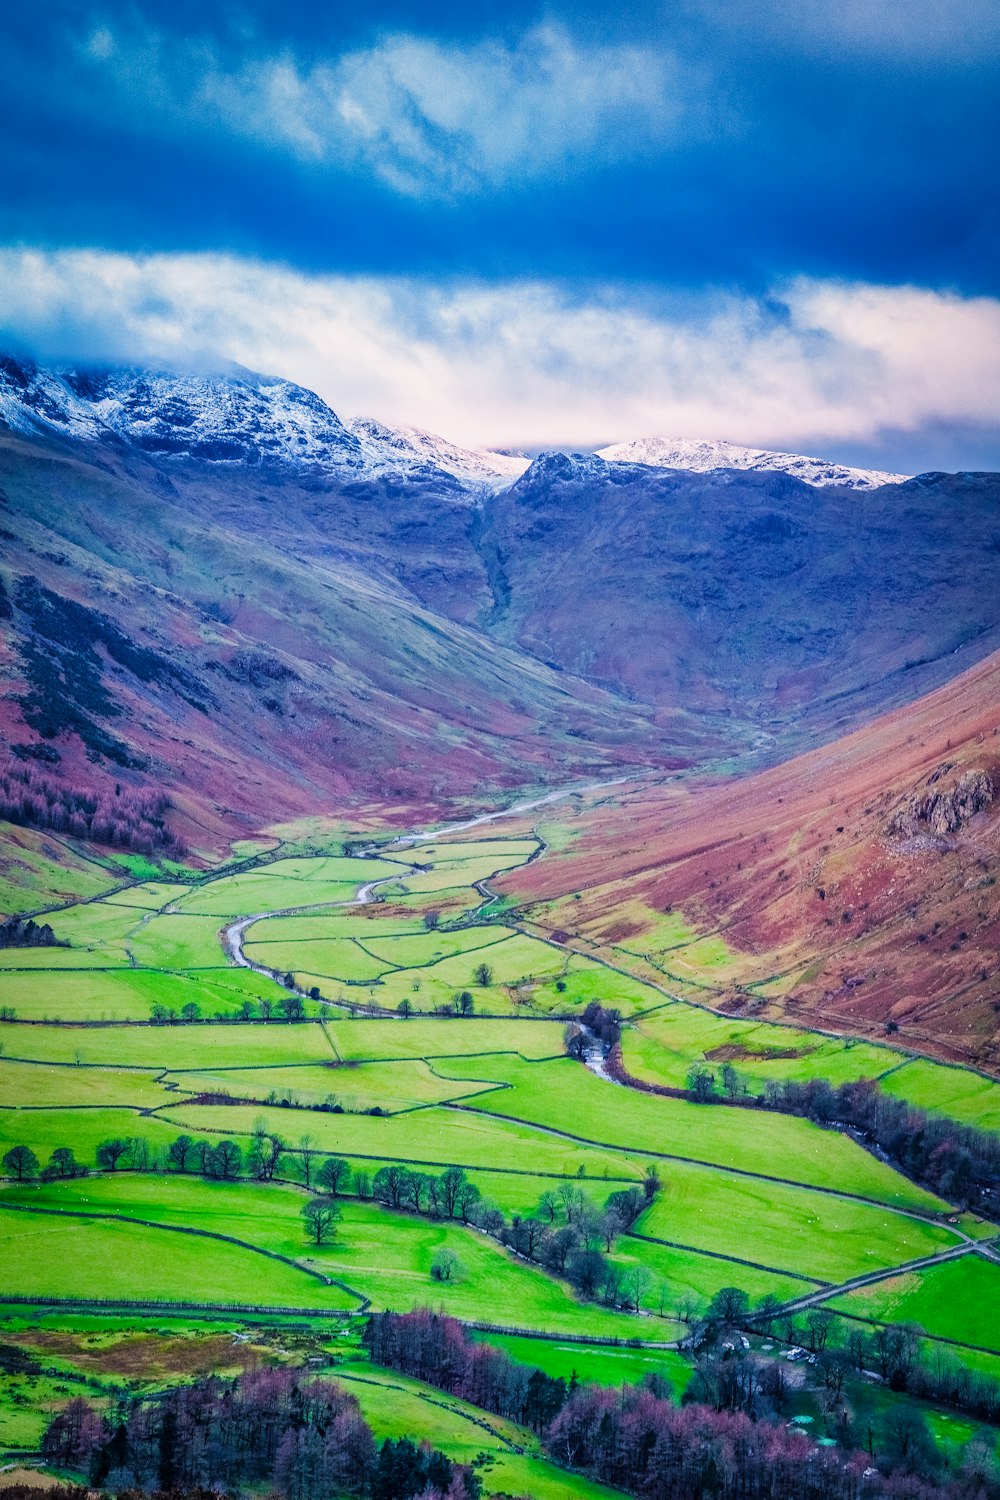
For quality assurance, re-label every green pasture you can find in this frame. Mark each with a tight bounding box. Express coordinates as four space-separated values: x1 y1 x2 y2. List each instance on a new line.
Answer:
0 822 125 914
0 948 132 972
1 1176 647 1339
40 901 146 950
0 1198 350 1310
407 837 541 863
165 1058 493 1112
339 1362 624 1500
0 1058 174 1111
172 875 368 918
0 1105 181 1165
101 881 192 909
247 909 430 942
244 938 397 983
128 914 232 970
606 906 740 979
468 1330 692 1392
0 1019 334 1069
881 1060 1000 1133
356 925 515 968
828 1254 1000 1353
438 1054 947 1209
327 1016 564 1062
0 969 266 1022
611 1235 805 1309
637 1159 957 1281
155 1100 650 1181
622 1005 901 1093
0 1368 105 1454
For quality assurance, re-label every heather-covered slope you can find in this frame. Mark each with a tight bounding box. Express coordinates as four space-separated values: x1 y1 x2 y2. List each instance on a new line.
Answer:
4 355 1000 874
476 453 1000 753
0 426 684 854
501 648 1000 1068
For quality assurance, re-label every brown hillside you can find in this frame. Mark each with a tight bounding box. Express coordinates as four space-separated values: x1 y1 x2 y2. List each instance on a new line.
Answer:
503 649 1000 1068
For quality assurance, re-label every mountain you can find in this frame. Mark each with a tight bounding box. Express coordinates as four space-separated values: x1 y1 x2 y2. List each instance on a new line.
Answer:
595 435 907 490
2 354 1000 860
345 416 529 487
0 369 694 855
476 450 1000 754
0 355 526 491
503 645 1000 1066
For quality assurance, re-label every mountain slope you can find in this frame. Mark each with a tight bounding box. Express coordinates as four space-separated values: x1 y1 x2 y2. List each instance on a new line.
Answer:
596 436 907 490
475 452 1000 756
3 354 1000 869
503 647 1000 1067
0 355 522 491
0 422 692 857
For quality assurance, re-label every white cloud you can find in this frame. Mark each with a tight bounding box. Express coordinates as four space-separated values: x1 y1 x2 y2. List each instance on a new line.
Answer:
80 22 685 196
1 247 998 455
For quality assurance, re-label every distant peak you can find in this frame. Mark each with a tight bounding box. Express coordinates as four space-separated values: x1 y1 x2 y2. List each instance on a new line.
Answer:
595 436 909 490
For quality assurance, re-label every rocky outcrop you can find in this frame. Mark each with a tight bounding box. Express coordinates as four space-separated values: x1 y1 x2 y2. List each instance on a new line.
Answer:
887 765 995 838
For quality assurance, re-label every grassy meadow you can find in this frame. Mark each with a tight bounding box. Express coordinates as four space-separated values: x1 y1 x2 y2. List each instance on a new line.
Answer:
2 813 999 1492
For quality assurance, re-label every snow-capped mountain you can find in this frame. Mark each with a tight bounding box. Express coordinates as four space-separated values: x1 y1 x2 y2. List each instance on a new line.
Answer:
0 354 911 493
345 415 529 486
596 436 908 490
0 356 524 492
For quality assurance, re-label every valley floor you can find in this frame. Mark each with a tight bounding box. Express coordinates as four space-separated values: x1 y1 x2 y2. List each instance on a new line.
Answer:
1 792 999 1493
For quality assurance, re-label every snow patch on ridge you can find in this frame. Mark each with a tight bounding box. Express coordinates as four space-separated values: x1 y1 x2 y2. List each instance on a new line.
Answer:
345 415 530 486
596 436 908 490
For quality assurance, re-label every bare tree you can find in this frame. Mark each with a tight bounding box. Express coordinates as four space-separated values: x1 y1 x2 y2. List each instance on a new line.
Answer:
2 1145 38 1181
317 1156 351 1196
301 1197 340 1245
298 1134 320 1189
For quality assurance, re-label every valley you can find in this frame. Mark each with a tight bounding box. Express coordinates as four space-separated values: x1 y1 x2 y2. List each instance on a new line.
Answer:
1 358 1000 1498
1 786 999 1494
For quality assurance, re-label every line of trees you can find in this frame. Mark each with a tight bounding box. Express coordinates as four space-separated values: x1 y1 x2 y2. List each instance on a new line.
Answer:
41 1367 480 1499
0 758 183 854
753 1076 999 1209
364 1310 997 1500
604 1042 1000 1210
3 1130 668 1306
149 993 306 1024
0 916 64 949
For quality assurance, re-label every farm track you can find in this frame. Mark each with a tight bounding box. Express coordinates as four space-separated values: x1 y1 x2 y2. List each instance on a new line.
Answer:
769 1241 979 1318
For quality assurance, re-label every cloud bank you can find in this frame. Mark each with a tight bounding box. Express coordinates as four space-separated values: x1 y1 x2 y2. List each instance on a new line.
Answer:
1 248 998 458
80 22 686 197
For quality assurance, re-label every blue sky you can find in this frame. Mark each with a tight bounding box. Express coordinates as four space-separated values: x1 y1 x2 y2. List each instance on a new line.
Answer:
1 1 998 464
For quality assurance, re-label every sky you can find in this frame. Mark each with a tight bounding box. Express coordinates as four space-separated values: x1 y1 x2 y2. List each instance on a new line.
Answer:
0 1 998 466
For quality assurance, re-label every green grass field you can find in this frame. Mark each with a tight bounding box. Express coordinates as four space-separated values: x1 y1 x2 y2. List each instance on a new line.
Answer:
153 1099 651 1180
4 818 998 1452
245 937 399 983
338 1361 624 1500
0 1058 174 1110
438 1054 947 1209
165 1058 494 1112
0 1198 352 1310
327 1016 565 1061
827 1254 1000 1352
636 1159 957 1281
0 1176 651 1339
622 1005 901 1094
0 1019 335 1068
127 914 233 970
881 1060 1000 1133
467 1330 692 1392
